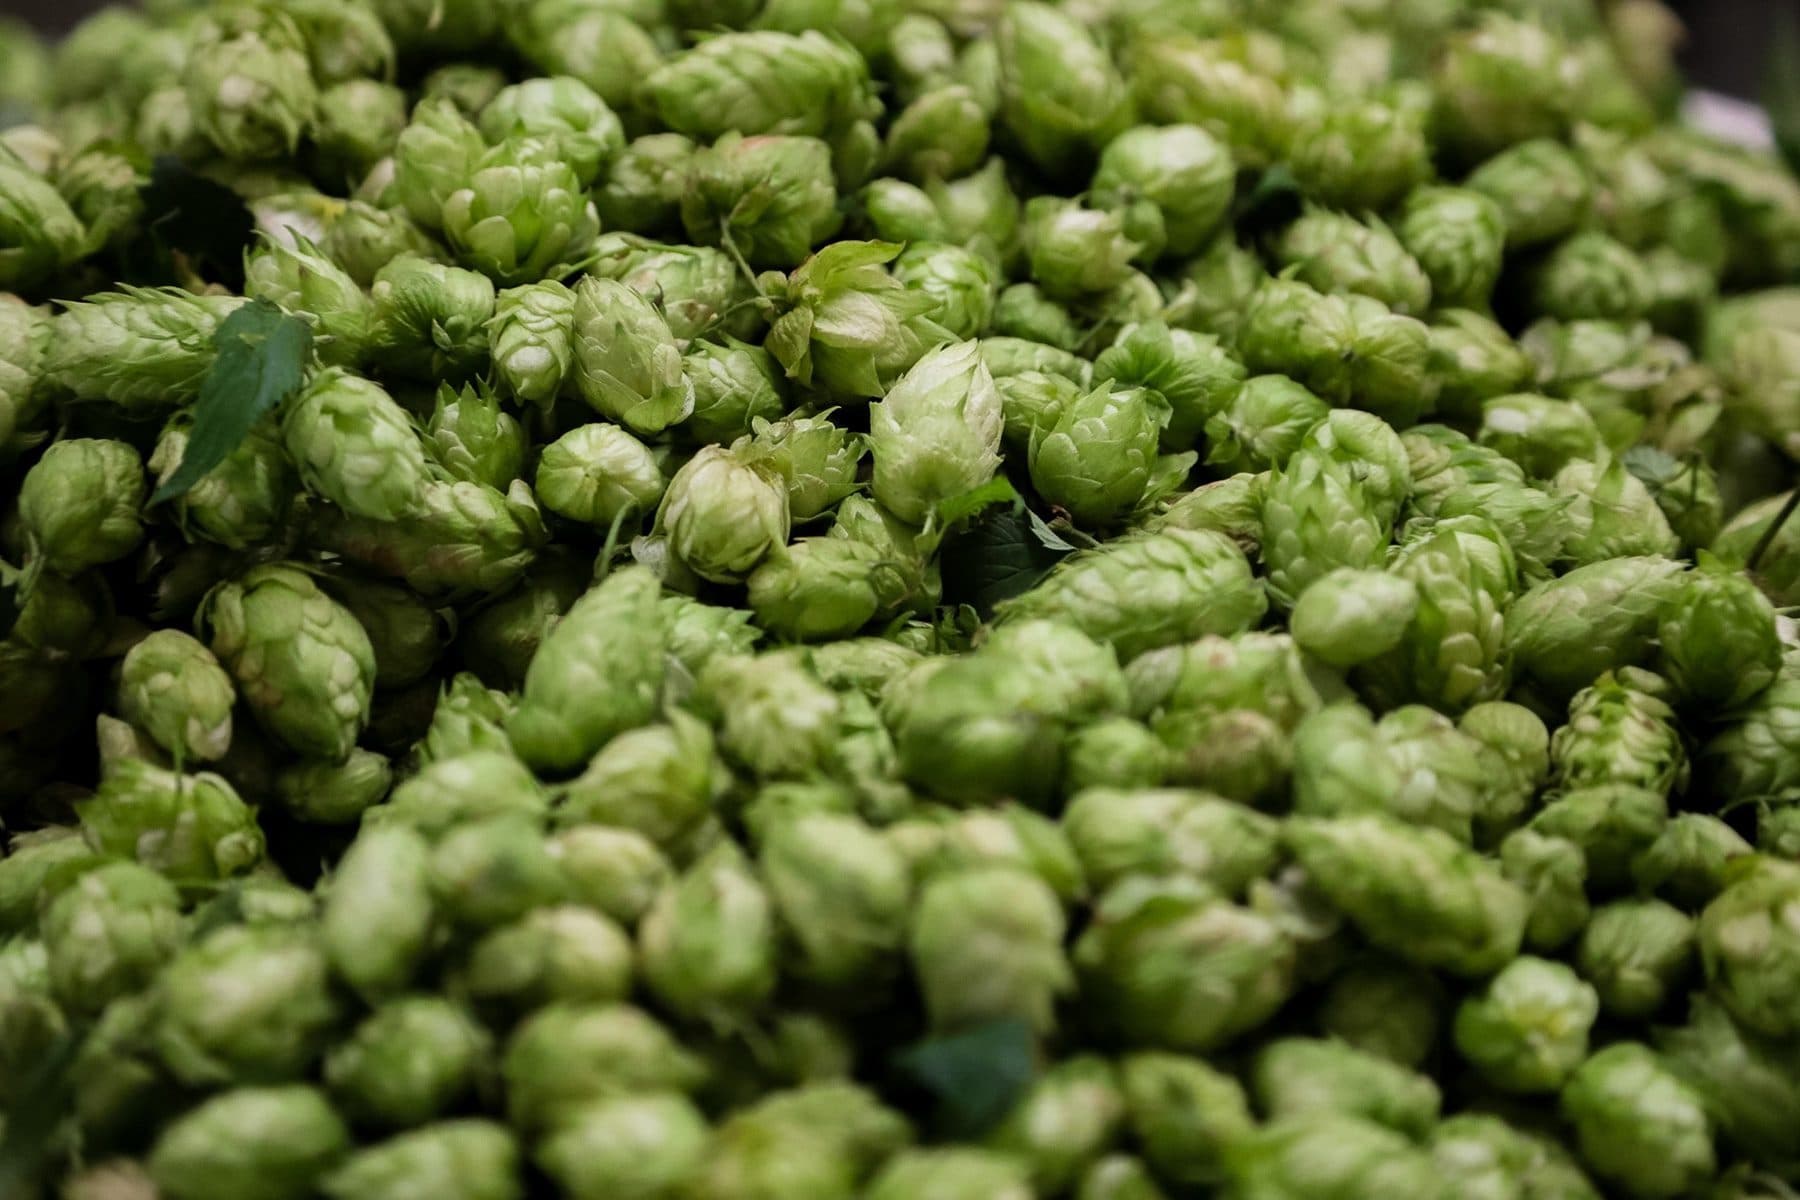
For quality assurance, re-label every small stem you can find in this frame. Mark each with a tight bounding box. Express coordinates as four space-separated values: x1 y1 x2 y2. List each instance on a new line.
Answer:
1749 488 1800 574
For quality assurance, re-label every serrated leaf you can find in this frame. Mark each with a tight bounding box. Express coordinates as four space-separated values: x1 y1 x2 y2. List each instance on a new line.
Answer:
892 1018 1038 1139
129 156 255 289
151 299 313 505
935 476 1022 528
939 502 1072 617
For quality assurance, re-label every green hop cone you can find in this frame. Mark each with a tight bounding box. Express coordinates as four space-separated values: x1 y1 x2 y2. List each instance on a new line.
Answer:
1092 321 1246 455
995 2 1130 177
427 814 565 931
589 234 757 347
1090 124 1234 263
488 280 574 410
1272 208 1432 317
911 865 1070 1034
1399 186 1507 310
275 748 393 825
441 136 600 286
1204 375 1328 476
1029 383 1170 527
766 239 950 398
199 565 375 761
118 629 235 764
986 1056 1124 1194
1259 451 1389 610
736 412 866 523
0 155 86 291
1560 1043 1715 1200
869 339 1004 524
478 76 623 189
640 840 778 1025
1698 858 1800 1040
282 369 429 521
1633 814 1753 910
1289 570 1419 670
894 242 1000 342
502 1003 703 1133
505 2 658 119
536 423 666 529
535 1093 710 1200
698 650 843 782
154 923 341 1086
1576 897 1694 1020
392 96 484 232
75 757 264 883
1224 1113 1443 1199
1550 670 1687 798
1316 958 1445 1069
1533 231 1656 323
682 133 842 271
1127 36 1287 169
998 528 1267 661
684 338 790 445
596 134 697 237
1249 1037 1441 1139
1429 311 1536 422
1287 93 1431 213
368 255 495 381
1476 392 1604 480
1432 15 1573 162
42 861 183 1018
313 479 548 600
151 419 294 551
1659 557 1783 710
643 29 877 151
1428 1115 1599 1200
322 825 435 999
310 80 408 185
320 1121 522 1200
1075 874 1293 1053
1287 815 1527 977
1466 138 1594 248
558 711 720 849
148 1086 350 1200
1656 993 1800 1173
883 85 990 183
1023 198 1139 302
1118 1052 1253 1188
506 565 666 773
325 996 489 1130
656 446 791 584
425 382 525 491
19 438 145 574
183 7 318 163
867 1150 1032 1200
570 276 694 436
244 235 372 367
1506 555 1685 703
1453 956 1598 1094
464 904 634 1011
759 812 911 988
748 538 899 643
323 201 439 291
1062 786 1279 897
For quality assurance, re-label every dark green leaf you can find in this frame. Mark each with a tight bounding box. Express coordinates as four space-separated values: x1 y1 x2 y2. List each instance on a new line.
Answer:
892 1018 1038 1139
935 476 1022 529
129 156 255 289
150 299 313 505
1769 9 1800 178
938 501 1072 617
